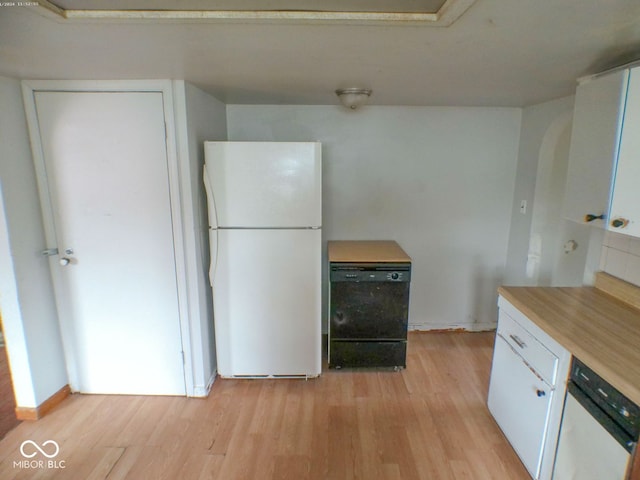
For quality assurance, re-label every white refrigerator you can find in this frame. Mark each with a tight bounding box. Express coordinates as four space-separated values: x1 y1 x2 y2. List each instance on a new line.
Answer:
204 141 322 378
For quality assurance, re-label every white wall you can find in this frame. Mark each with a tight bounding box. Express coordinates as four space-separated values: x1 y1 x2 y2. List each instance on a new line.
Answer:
504 96 573 285
175 81 227 394
504 95 627 289
0 76 67 408
501 95 607 287
600 231 640 286
227 105 521 330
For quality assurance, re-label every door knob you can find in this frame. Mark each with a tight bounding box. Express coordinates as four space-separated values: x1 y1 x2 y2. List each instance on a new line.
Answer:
59 257 71 266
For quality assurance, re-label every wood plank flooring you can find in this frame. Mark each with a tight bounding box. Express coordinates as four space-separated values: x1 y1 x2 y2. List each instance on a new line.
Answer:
0 346 20 440
0 332 529 479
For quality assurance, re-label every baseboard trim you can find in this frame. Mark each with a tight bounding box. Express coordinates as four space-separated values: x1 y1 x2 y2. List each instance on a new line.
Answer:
189 371 218 398
408 323 497 332
15 384 71 421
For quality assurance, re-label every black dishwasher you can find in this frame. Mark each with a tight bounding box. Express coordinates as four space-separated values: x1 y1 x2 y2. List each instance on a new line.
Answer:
328 263 411 369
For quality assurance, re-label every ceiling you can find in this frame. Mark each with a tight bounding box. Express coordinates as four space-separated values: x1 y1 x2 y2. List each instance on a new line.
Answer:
47 0 452 15
1 0 640 107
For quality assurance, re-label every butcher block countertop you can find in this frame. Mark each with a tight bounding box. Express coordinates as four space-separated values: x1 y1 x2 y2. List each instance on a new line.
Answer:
328 240 411 263
499 272 640 406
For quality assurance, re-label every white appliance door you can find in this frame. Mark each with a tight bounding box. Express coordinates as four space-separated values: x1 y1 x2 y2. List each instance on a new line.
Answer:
204 142 321 228
33 91 186 395
552 394 631 480
488 335 553 479
211 228 321 377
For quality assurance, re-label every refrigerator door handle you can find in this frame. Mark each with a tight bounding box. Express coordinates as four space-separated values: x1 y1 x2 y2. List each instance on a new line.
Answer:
203 165 219 229
208 228 218 287
204 164 219 287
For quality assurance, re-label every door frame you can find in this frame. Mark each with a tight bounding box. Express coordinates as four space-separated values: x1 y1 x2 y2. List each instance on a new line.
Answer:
21 80 194 395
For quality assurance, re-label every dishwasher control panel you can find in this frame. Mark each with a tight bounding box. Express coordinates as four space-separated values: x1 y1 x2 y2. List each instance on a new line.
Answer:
571 359 640 438
330 263 411 282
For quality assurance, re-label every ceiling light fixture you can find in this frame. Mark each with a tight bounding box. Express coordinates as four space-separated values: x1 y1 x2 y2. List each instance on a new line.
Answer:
336 88 372 110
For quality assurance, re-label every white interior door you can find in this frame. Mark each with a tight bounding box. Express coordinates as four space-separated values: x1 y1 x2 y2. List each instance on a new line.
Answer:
33 90 186 395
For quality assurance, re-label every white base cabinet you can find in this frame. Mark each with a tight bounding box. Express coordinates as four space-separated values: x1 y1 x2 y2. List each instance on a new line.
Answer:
489 335 554 477
488 296 571 480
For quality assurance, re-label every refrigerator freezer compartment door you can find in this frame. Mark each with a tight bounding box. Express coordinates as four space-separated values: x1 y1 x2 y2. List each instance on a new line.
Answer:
204 142 322 228
213 228 322 377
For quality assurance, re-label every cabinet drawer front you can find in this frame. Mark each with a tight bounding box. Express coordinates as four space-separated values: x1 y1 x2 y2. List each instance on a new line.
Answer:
497 310 559 385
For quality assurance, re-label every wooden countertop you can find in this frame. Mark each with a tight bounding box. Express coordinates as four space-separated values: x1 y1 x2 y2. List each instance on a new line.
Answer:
498 276 640 406
327 240 411 263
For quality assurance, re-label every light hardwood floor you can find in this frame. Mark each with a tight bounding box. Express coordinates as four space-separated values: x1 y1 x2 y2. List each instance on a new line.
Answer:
0 332 529 479
0 346 20 440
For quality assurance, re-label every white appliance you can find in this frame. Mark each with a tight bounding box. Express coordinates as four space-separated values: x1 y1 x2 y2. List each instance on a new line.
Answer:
204 141 322 378
552 359 639 479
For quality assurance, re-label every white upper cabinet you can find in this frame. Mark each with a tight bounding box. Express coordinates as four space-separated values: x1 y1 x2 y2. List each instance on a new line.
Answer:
609 69 640 236
563 69 628 227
